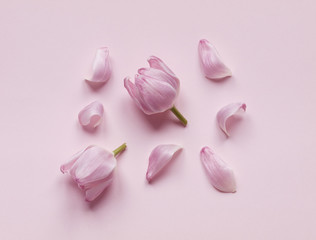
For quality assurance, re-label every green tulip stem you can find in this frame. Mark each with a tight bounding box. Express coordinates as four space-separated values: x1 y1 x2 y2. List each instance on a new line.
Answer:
170 106 188 127
113 143 127 157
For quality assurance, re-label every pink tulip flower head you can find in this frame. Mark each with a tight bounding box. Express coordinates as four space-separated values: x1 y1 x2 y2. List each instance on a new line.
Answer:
124 56 187 126
60 143 126 202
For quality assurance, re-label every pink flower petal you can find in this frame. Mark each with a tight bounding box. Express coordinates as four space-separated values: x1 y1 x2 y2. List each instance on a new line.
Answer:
84 173 114 202
69 146 116 183
138 67 179 91
60 146 93 174
135 74 177 114
78 101 104 129
198 39 232 80
146 144 182 182
85 47 111 86
124 76 151 114
216 102 247 136
78 174 113 190
147 56 178 81
200 146 236 193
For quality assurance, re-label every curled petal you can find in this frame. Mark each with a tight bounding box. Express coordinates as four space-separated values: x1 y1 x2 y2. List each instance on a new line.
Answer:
200 146 236 193
198 39 232 80
217 102 246 136
146 144 182 182
78 101 104 129
86 47 111 86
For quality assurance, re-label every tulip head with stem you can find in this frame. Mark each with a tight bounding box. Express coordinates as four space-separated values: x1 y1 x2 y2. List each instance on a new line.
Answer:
124 56 188 126
60 143 126 202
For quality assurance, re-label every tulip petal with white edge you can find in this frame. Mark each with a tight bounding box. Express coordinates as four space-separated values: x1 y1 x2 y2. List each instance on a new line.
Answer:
200 146 236 193
198 39 232 80
146 144 182 182
78 101 104 129
216 102 247 136
85 47 111 86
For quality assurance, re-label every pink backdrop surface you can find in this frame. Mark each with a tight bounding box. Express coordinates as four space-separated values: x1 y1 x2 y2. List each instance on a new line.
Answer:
1 0 316 239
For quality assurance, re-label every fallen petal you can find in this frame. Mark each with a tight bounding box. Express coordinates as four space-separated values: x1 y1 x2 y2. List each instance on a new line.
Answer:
198 39 232 80
200 146 236 193
78 101 104 129
85 47 111 86
216 102 246 136
146 144 182 182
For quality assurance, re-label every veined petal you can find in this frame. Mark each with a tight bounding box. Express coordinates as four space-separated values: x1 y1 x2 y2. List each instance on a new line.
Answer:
217 102 247 136
147 56 177 80
200 146 236 193
78 173 113 190
146 144 182 182
198 39 232 80
60 148 86 174
135 74 177 114
76 158 115 186
86 47 111 85
85 177 113 202
138 67 180 91
69 146 116 182
124 76 152 114
78 101 104 129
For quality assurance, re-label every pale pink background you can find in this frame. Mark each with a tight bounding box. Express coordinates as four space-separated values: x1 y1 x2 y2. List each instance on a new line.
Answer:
1 0 316 239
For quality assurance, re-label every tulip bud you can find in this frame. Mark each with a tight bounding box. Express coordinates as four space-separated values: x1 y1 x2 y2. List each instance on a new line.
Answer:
124 56 187 126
